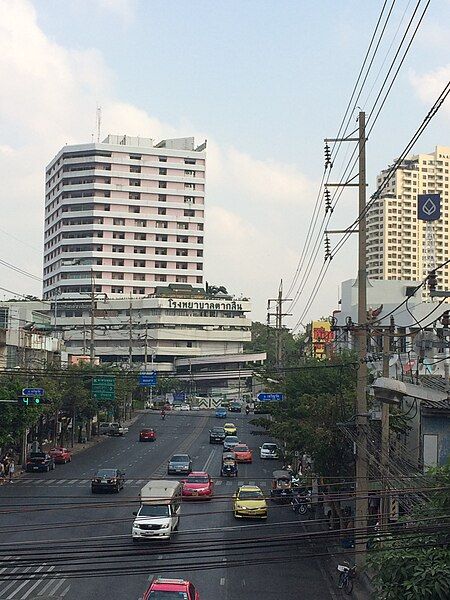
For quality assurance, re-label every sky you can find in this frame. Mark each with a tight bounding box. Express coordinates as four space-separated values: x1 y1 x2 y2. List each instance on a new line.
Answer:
0 0 449 326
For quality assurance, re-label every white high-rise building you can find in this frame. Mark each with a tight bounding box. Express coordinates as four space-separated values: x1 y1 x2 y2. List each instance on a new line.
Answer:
367 146 450 291
43 135 206 300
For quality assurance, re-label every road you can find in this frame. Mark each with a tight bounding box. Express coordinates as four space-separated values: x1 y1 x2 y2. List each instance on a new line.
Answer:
0 411 342 599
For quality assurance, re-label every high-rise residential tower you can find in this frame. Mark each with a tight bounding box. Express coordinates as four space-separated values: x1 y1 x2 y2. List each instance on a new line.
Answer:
366 145 450 290
43 135 206 299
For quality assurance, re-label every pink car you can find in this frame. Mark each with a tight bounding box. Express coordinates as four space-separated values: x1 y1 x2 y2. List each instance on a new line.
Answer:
181 471 214 499
143 577 200 599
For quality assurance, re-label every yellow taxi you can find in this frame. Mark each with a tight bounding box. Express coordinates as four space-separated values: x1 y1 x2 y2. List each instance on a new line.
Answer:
223 422 237 436
233 485 267 519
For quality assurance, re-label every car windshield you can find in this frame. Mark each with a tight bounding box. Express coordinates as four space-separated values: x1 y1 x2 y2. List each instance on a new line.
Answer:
238 490 264 500
141 429 153 433
149 592 188 599
224 423 235 428
138 505 170 517
96 469 117 477
262 444 278 451
225 436 238 443
171 455 188 463
234 446 248 452
186 476 209 484
211 428 224 433
29 453 46 459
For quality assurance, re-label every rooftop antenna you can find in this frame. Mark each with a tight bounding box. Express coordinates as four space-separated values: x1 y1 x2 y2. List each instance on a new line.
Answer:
96 105 102 142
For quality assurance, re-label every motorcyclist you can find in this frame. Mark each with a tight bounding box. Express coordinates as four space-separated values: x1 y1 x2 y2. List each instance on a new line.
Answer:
160 408 166 420
245 404 250 415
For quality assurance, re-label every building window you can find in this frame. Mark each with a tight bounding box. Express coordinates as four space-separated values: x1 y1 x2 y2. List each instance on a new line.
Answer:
184 209 195 217
158 194 167 202
130 165 141 173
159 168 167 175
177 222 188 230
113 218 125 226
129 206 140 214
158 181 167 189
112 273 124 280
133 287 145 294
156 221 168 229
130 179 141 186
197 223 204 231
112 259 124 266
197 237 203 244
134 246 146 254
177 235 188 243
155 261 167 268
113 232 125 239
133 273 145 281
155 248 167 255
185 159 196 165
185 183 195 190
196 276 202 283
134 233 146 241
184 196 195 203
129 192 140 200
156 234 168 242
176 276 187 283
158 207 167 215
129 154 141 160
112 245 124 253
155 274 167 281
197 250 203 257
135 219 146 227
111 286 124 293
134 260 145 267
176 262 188 270
196 263 202 270
158 156 167 163
176 249 188 256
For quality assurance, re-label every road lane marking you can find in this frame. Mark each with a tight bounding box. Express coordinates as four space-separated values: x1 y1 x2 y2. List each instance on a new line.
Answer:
40 576 66 596
44 480 56 484
20 566 54 600
220 577 226 585
60 586 70 597
3 567 32 598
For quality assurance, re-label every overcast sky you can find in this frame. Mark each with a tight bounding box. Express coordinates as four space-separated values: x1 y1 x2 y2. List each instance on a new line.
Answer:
1 0 449 326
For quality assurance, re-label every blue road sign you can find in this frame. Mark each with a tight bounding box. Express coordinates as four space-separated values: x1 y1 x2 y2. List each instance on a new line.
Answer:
174 392 186 402
418 194 441 221
139 372 157 387
257 393 284 402
22 388 45 396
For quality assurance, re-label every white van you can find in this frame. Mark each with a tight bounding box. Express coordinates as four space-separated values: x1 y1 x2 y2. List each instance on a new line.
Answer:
132 480 182 541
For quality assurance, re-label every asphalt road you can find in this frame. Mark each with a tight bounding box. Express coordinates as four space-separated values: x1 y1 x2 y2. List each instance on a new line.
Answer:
0 411 342 599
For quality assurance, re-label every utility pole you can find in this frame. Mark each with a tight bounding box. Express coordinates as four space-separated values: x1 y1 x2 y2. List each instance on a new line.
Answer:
267 280 292 371
381 329 391 529
325 112 368 566
89 269 95 364
355 111 369 566
128 295 133 367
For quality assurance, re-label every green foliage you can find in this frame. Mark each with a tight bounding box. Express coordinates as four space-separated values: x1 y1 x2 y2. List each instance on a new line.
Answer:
369 464 450 600
246 321 305 366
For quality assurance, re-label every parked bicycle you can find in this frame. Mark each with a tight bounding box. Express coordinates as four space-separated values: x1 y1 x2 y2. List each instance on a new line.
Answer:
337 562 356 594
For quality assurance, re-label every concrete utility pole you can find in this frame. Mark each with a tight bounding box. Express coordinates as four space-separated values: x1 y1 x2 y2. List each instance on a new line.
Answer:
355 111 369 566
381 330 391 529
128 296 133 367
267 280 292 371
90 269 95 364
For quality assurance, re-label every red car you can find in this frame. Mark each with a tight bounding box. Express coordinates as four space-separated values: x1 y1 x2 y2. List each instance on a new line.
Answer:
182 471 214 499
139 428 156 442
143 577 199 600
49 447 72 464
233 444 253 463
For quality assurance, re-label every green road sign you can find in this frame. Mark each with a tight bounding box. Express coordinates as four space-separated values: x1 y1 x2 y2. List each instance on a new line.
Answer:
92 376 116 401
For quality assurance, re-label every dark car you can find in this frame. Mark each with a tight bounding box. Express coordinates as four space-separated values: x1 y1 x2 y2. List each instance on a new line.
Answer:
168 454 192 475
91 468 125 493
26 452 55 473
229 401 242 413
223 436 240 452
209 427 226 444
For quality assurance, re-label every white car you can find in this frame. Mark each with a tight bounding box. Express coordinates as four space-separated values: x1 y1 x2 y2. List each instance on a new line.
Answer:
180 403 191 411
260 443 279 459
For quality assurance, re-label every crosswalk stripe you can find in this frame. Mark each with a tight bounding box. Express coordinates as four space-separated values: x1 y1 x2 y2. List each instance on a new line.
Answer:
79 479 89 483
38 575 66 596
4 567 34 599
1 567 29 598
20 566 54 599
44 479 56 484
67 480 78 484
54 480 67 485
215 480 223 486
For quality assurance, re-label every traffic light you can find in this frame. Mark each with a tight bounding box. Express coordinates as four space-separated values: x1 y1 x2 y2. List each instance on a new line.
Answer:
427 270 438 293
17 397 50 406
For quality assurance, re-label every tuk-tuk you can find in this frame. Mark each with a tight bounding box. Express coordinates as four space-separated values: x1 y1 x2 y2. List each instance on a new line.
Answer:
270 469 293 503
221 452 238 477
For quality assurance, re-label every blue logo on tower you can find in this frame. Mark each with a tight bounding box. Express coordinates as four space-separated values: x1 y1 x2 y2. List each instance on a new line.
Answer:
418 194 441 221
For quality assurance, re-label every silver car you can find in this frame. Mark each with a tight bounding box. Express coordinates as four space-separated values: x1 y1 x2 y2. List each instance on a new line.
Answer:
223 436 240 452
168 453 192 475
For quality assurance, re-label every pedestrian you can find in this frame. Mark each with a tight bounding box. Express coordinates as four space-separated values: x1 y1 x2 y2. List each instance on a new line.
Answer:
8 460 15 483
0 462 4 485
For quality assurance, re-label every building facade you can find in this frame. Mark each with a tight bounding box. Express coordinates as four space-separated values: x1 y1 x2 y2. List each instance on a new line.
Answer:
0 302 65 369
366 146 450 291
43 135 206 300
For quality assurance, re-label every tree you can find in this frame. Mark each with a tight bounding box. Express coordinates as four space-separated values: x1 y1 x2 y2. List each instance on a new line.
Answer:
368 464 450 600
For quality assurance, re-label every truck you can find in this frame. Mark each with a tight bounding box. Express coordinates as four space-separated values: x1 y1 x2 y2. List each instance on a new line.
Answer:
132 480 182 541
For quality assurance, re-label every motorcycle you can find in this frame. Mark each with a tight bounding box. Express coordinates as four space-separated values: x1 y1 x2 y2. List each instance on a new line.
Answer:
292 489 311 516
160 412 166 421
245 406 250 415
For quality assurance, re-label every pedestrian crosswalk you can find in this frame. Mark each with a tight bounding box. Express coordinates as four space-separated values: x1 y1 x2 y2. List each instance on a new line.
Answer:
0 560 70 600
11 478 269 489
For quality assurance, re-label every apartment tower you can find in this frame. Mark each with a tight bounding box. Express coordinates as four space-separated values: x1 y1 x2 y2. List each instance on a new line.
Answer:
366 145 450 291
43 135 206 299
